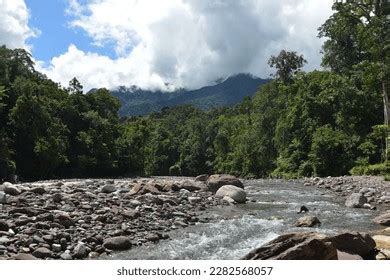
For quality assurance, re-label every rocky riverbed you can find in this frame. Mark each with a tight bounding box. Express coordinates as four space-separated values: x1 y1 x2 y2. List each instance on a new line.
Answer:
0 176 237 260
0 175 389 260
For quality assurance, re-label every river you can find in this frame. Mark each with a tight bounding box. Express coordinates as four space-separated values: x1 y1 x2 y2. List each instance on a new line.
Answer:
107 179 381 259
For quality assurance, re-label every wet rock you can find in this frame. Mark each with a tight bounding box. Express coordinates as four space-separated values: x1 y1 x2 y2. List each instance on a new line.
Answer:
32 247 52 259
241 232 337 260
327 232 376 258
373 211 390 226
103 236 132 251
3 185 21 196
345 193 367 208
294 216 321 227
215 185 247 203
206 174 244 193
100 185 117 194
195 174 208 182
0 220 9 232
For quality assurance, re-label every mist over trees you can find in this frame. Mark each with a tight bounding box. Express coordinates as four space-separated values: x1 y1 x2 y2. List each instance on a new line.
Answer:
0 1 389 181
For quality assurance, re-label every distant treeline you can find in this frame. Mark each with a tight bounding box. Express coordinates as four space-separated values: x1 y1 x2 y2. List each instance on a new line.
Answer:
0 1 389 181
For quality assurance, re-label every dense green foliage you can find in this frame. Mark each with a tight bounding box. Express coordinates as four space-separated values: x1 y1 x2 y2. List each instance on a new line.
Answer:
0 1 389 181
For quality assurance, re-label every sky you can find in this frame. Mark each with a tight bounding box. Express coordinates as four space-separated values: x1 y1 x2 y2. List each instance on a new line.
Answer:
0 0 334 91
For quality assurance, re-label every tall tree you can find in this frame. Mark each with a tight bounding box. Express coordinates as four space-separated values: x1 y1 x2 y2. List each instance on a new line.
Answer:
268 50 307 84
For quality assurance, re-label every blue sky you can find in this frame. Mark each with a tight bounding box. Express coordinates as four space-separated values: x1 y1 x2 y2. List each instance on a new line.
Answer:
25 0 116 62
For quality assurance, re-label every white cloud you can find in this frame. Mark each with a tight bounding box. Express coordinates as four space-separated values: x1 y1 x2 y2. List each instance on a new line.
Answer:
42 0 334 91
0 0 37 50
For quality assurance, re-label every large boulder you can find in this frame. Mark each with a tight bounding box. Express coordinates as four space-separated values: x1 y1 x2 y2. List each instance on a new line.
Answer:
326 232 376 258
206 174 244 193
100 184 117 193
373 211 390 226
293 216 321 227
103 236 132 251
345 193 367 208
241 232 337 260
215 185 247 203
3 184 21 196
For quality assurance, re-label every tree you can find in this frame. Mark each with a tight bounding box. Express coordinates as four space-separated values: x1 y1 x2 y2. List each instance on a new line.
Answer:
268 50 307 84
68 77 83 94
319 0 390 160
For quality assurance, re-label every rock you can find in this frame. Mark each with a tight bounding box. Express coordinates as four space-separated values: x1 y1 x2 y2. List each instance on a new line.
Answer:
372 235 390 249
206 174 244 193
345 193 367 208
32 247 52 259
121 209 140 219
215 185 247 203
3 185 21 196
376 249 390 260
52 193 62 203
241 232 337 260
0 191 6 204
73 243 88 259
188 196 202 204
195 174 208 182
128 184 160 196
178 180 204 192
100 184 117 193
52 244 62 253
327 232 376 258
373 211 390 226
337 250 363 260
294 216 321 227
12 253 38 260
30 186 46 195
103 236 132 251
145 233 160 242
0 220 9 232
222 196 236 204
60 251 72 260
54 212 75 228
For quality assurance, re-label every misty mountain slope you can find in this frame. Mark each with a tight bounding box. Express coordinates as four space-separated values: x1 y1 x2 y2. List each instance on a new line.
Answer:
112 73 270 116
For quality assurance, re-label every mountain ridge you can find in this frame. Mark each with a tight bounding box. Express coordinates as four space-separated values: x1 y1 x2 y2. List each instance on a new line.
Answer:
111 73 270 116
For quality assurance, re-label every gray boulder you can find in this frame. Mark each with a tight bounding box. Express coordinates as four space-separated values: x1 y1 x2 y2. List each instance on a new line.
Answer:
100 184 117 193
206 174 244 193
215 185 247 203
326 232 376 258
103 236 132 250
345 193 367 208
195 174 208 182
3 184 21 196
32 247 52 259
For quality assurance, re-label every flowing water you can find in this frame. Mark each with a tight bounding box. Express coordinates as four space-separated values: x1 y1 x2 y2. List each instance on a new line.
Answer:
109 179 381 260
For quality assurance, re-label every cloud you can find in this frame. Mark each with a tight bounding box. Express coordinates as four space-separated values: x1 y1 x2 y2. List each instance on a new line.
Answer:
42 0 334 91
0 0 37 50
